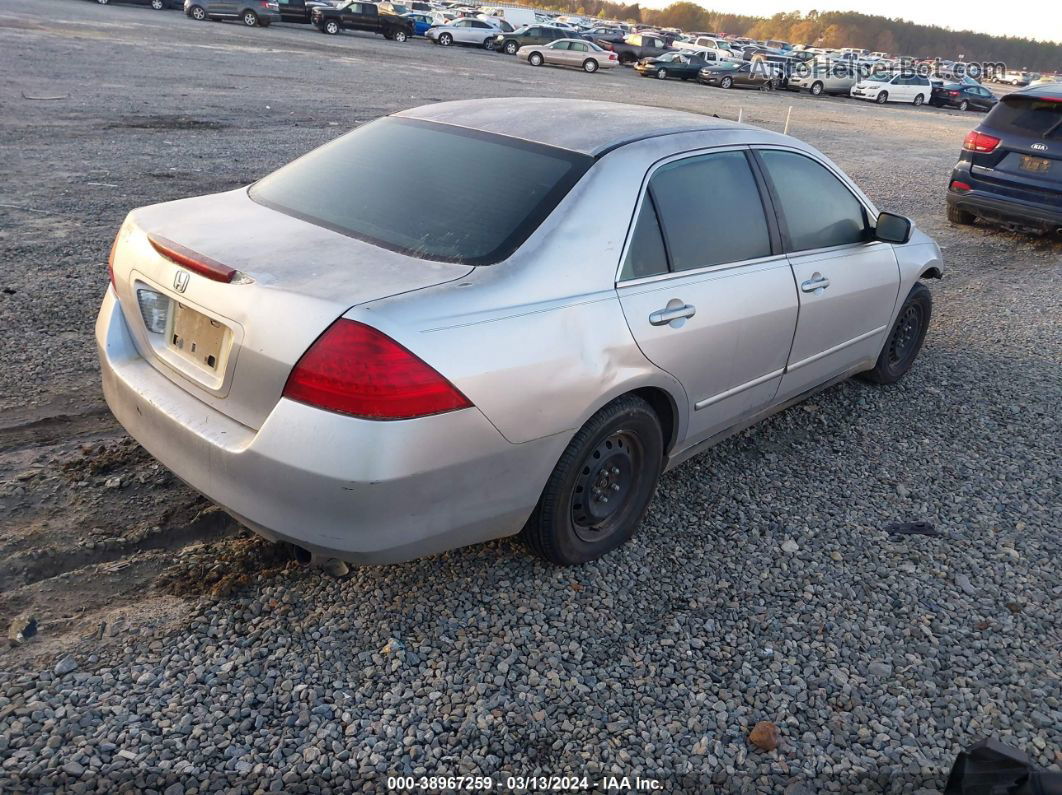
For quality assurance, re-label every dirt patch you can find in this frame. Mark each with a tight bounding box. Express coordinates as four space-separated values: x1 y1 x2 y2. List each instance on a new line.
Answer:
156 533 295 599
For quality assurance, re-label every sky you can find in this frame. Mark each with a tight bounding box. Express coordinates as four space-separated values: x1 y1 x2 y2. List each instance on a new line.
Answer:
638 0 1062 43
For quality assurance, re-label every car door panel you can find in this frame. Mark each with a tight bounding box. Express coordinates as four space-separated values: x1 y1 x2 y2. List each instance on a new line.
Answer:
781 242 899 395
620 259 798 440
754 148 901 400
616 149 798 443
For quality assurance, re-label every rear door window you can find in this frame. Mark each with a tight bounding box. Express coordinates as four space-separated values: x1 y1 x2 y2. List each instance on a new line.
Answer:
638 151 773 273
758 150 868 251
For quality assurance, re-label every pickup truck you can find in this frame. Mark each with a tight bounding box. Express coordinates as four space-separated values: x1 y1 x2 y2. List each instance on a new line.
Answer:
275 0 330 23
312 0 414 40
595 33 671 65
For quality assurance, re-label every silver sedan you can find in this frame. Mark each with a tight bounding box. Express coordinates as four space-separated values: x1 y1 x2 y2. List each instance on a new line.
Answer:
517 39 619 72
97 99 943 566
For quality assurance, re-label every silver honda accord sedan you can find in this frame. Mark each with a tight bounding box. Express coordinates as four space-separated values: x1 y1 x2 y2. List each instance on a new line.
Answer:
97 98 943 566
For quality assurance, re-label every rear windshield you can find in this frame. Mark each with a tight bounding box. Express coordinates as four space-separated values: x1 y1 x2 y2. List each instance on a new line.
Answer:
986 96 1062 139
249 117 592 265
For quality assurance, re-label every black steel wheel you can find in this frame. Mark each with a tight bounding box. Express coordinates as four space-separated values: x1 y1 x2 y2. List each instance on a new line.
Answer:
860 282 932 385
523 395 663 565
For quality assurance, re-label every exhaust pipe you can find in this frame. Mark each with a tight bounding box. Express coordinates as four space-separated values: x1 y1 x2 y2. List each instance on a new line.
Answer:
288 544 349 577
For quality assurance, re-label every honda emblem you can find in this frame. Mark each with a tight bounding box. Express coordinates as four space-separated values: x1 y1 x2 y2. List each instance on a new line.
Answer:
173 270 190 293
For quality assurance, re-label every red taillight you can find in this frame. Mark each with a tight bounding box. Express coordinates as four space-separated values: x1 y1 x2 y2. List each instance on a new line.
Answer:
147 234 237 283
963 130 1000 153
608 53 617 60
948 90 959 96
950 180 972 192
282 319 472 420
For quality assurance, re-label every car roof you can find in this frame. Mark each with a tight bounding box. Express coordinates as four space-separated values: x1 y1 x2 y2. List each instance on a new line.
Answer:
1012 84 1062 100
393 98 754 156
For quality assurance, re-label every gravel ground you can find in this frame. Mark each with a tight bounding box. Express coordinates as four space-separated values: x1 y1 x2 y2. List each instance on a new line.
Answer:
1 0 1060 792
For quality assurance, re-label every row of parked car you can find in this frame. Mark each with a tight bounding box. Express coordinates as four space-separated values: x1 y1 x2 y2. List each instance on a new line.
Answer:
83 0 1023 118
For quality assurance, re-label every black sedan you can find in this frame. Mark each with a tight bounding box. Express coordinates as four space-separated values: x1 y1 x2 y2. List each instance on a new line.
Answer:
634 51 714 80
697 62 776 90
931 83 998 112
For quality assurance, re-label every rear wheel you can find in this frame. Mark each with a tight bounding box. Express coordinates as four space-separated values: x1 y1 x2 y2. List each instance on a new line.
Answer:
583 58 598 73
528 51 543 66
810 81 824 95
438 32 452 46
913 93 924 106
523 395 663 565
959 99 969 111
720 75 733 89
504 40 518 55
481 36 492 49
96 0 109 4
151 0 164 8
859 283 931 385
394 29 408 42
947 204 976 225
323 19 338 33
876 90 888 103
189 4 206 19
242 9 258 25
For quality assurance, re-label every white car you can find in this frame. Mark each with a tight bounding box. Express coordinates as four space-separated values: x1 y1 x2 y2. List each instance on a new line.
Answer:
426 16 500 47
850 72 931 105
681 35 742 62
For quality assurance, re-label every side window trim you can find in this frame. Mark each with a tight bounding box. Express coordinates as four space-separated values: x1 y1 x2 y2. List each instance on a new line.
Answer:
615 145 786 286
750 146 878 256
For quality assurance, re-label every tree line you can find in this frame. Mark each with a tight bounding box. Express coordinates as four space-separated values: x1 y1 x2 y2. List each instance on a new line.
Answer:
535 2 1061 72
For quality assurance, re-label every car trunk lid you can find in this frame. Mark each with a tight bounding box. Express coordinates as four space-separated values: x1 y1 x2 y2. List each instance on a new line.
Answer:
110 188 473 430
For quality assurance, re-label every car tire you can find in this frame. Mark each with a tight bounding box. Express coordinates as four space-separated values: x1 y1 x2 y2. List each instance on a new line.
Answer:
859 283 932 385
523 395 663 566
528 52 543 66
913 93 924 106
959 99 969 111
151 0 164 8
438 32 452 46
720 76 733 89
656 68 667 79
324 19 338 33
242 10 258 25
947 204 976 225
395 29 408 42
876 90 888 103
189 4 206 19
619 53 635 65
583 58 598 73
810 81 824 95
504 40 518 55
481 36 492 49
96 0 109 4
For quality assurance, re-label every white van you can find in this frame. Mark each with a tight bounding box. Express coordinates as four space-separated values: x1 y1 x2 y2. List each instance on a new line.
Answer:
482 5 536 28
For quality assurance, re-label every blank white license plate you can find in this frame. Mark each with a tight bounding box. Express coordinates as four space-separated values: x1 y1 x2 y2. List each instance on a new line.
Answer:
168 303 227 372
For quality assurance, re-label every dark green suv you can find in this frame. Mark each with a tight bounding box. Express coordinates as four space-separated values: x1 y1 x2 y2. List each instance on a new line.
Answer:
495 25 569 56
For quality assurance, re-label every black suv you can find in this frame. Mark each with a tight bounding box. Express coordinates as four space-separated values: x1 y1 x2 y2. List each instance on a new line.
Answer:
946 84 1062 233
494 25 569 56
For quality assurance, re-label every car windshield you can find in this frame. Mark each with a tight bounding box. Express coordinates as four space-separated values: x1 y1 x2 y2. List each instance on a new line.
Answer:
987 96 1062 139
250 117 593 265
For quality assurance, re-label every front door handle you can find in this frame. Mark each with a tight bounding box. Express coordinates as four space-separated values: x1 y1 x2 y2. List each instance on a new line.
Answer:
649 303 696 326
800 273 830 293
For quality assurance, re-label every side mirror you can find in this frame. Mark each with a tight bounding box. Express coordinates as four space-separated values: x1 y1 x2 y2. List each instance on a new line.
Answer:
875 211 912 244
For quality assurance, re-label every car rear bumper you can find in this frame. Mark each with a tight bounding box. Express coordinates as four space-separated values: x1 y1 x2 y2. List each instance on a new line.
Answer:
947 187 1062 231
96 289 566 564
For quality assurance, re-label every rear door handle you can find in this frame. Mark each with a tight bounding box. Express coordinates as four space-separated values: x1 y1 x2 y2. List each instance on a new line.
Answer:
800 273 830 293
649 303 696 326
